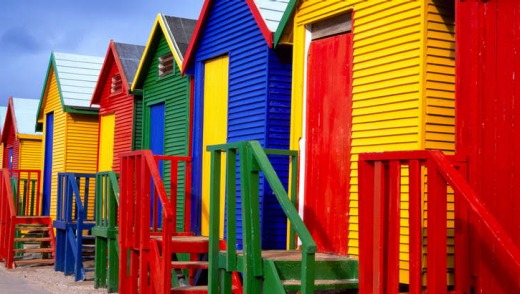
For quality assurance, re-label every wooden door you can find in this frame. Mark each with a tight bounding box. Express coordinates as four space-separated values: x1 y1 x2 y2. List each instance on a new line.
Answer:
98 114 115 172
149 103 165 226
42 112 54 216
304 33 352 255
201 55 228 236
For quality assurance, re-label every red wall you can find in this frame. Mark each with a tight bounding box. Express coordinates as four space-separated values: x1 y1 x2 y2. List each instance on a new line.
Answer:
457 0 520 292
96 53 135 173
2 108 19 170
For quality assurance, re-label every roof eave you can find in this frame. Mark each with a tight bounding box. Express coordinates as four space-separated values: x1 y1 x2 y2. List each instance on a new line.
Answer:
274 0 297 47
181 0 212 74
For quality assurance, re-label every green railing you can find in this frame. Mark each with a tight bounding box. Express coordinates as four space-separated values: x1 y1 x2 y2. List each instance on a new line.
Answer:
207 141 317 294
92 171 119 292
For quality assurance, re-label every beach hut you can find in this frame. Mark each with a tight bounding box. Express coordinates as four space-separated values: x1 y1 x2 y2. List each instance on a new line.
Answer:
89 40 143 291
456 1 520 292
131 14 196 230
182 0 293 248
91 41 144 173
0 106 8 167
36 52 102 218
277 0 455 282
1 97 41 171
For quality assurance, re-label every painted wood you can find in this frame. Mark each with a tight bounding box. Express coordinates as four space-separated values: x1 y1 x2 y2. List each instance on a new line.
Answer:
287 0 455 283
187 0 292 249
202 55 228 237
19 138 42 170
149 102 165 226
304 33 351 255
456 0 520 292
42 112 54 216
98 114 115 172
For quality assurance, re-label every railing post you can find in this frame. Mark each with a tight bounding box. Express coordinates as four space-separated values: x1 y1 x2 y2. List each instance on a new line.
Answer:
427 159 448 294
240 142 262 294
208 149 222 294
408 160 423 294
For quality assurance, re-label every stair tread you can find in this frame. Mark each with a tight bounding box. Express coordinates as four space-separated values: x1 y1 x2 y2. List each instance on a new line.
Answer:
152 235 209 243
233 250 355 262
14 259 54 265
171 261 209 269
15 227 50 231
14 248 53 253
14 237 52 242
282 279 359 286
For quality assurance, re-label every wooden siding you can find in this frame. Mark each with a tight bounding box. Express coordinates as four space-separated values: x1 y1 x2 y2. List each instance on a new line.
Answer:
19 138 42 170
139 34 191 231
3 118 18 169
457 0 520 292
40 68 67 220
290 0 455 283
191 0 292 248
96 56 134 173
133 98 143 150
65 112 99 219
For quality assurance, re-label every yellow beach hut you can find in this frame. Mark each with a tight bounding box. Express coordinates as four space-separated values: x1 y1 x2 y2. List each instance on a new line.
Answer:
277 0 455 284
1 97 42 171
36 52 103 219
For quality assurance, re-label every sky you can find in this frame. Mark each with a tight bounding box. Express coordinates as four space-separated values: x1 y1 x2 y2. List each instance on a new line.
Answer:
0 0 204 106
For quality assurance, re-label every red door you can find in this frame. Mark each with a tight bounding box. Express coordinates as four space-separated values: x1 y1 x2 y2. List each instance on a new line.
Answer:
304 33 352 255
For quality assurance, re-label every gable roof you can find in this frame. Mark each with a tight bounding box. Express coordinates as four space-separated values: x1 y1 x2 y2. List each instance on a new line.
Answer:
182 0 290 73
0 106 7 133
91 41 145 105
2 97 40 143
36 52 103 129
132 14 196 91
12 98 40 136
274 0 297 47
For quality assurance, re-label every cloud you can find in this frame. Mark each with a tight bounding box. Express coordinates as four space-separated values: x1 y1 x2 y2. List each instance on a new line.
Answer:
0 26 48 54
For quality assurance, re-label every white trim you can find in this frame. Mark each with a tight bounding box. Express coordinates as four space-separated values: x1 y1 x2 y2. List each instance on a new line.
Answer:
297 26 312 246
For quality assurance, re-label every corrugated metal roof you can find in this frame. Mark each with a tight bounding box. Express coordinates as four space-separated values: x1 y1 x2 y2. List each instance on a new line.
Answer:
53 52 104 108
113 42 145 87
12 98 40 135
163 15 197 59
0 106 7 133
253 0 290 32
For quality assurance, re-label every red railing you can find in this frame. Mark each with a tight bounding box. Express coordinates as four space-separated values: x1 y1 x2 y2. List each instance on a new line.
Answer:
118 150 191 294
358 150 520 294
0 169 42 268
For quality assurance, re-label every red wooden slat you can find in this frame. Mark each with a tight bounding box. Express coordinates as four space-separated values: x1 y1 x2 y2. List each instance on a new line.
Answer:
427 160 447 294
408 160 422 294
374 161 387 294
358 155 375 294
386 161 401 293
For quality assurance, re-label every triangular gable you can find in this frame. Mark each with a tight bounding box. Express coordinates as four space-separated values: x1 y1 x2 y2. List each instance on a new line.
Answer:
1 98 16 144
182 0 290 73
36 52 103 130
91 41 144 105
132 14 196 91
274 0 297 47
1 97 40 144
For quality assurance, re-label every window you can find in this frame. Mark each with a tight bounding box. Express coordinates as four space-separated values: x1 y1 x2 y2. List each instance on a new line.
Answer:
158 53 174 77
111 74 122 94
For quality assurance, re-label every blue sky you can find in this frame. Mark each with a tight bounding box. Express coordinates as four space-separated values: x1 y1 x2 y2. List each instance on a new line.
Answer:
0 0 204 106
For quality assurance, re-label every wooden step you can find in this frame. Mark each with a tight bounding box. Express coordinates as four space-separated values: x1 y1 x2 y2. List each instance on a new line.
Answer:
171 261 209 269
14 259 54 266
171 286 208 293
13 247 53 253
282 279 359 291
15 226 51 232
14 237 52 242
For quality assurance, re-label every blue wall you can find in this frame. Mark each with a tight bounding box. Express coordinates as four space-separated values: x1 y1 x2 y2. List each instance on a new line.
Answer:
189 0 292 249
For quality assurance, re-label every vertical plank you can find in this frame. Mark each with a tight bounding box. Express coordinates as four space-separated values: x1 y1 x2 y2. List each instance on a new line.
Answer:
208 149 222 294
454 161 470 293
386 161 401 294
427 161 447 294
358 155 375 294
374 161 387 294
408 160 422 294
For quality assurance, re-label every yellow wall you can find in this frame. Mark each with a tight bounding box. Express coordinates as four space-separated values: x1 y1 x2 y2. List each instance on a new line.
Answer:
38 68 100 220
39 68 67 220
201 55 229 237
290 0 455 283
19 137 42 171
0 143 3 168
98 114 115 172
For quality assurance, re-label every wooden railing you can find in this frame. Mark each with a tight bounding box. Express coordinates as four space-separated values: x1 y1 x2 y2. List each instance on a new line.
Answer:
118 150 192 294
358 150 520 293
0 169 42 268
54 173 96 281
207 141 315 293
93 171 119 292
